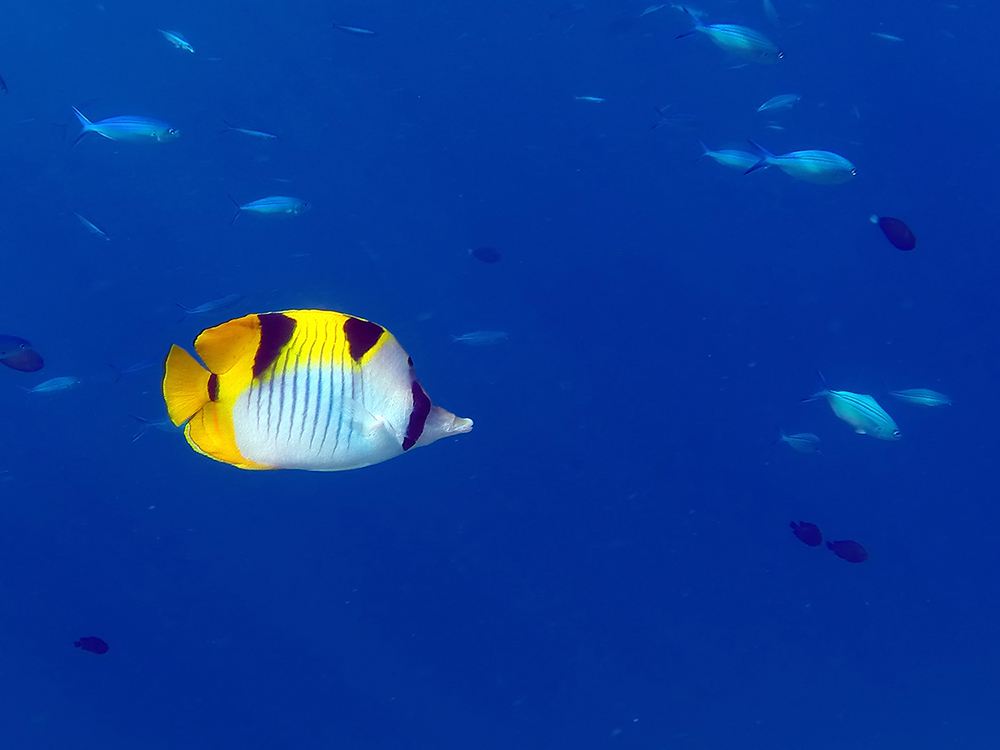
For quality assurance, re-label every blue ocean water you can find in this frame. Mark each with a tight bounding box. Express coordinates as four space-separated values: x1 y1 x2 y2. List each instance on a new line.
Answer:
1 0 998 747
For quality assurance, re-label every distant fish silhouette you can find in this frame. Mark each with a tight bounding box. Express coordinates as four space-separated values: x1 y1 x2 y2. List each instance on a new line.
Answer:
74 636 109 654
827 540 868 563
790 521 822 547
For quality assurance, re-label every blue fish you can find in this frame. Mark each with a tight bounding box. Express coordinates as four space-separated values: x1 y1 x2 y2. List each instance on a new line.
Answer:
745 141 856 185
72 108 179 146
229 195 310 225
676 6 782 64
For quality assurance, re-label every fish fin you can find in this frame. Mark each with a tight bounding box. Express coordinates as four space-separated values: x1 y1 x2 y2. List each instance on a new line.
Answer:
220 118 233 134
71 107 91 147
696 140 712 160
228 194 241 226
801 390 828 403
193 314 261 375
162 345 212 426
854 427 867 434
675 27 700 39
744 141 773 175
344 397 401 445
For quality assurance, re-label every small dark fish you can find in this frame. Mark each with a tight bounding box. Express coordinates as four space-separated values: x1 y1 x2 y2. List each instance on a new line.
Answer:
332 23 377 36
470 246 502 263
870 215 916 251
74 636 109 654
0 334 44 372
0 74 7 93
790 521 823 547
827 540 868 563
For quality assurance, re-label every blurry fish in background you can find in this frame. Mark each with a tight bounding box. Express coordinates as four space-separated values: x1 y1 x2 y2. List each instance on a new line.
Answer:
74 636 108 654
745 141 856 184
762 0 781 27
803 378 900 440
651 106 703 131
697 142 760 171
450 331 509 346
332 23 378 36
110 358 158 383
889 388 952 407
675 6 783 64
72 107 179 146
574 96 605 103
470 246 502 263
827 540 868 563
871 31 904 42
870 215 916 251
0 335 44 372
176 293 243 322
790 521 823 547
159 29 194 53
220 119 278 140
639 4 666 17
0 74 7 93
162 309 473 471
777 429 822 455
130 414 180 442
229 195 310 225
74 212 109 240
757 94 801 113
22 376 80 394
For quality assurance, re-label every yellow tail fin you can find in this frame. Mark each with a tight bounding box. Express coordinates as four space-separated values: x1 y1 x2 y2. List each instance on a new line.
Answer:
163 345 211 426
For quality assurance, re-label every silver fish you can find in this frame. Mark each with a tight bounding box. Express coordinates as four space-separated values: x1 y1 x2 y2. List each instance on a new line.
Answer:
74 212 109 240
23 376 81 394
575 96 606 103
72 108 179 146
159 29 194 53
176 293 243 320
332 23 377 36
639 4 666 17
871 32 904 42
652 106 703 131
676 6 783 64
450 331 509 346
229 195 310 225
804 385 900 440
746 141 856 184
889 388 952 407
221 120 278 140
698 141 761 171
778 430 822 455
762 0 781 27
757 94 801 113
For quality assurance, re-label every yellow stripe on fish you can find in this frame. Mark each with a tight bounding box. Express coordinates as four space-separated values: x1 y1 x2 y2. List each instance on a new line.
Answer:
163 310 473 471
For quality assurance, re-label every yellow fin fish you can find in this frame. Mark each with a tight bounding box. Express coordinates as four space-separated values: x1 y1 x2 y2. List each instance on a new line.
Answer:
162 310 473 471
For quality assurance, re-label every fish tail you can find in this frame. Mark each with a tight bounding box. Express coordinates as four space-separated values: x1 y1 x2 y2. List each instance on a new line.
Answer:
228 194 241 226
696 140 712 159
744 140 774 175
71 106 92 146
675 5 702 37
162 345 212 426
220 118 233 134
801 390 828 403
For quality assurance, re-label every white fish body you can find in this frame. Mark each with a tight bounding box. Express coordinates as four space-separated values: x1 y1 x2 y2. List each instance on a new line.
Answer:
757 94 801 113
778 430 822 454
450 331 509 346
808 388 900 440
677 8 782 64
159 29 194 53
25 376 81 394
889 388 952 407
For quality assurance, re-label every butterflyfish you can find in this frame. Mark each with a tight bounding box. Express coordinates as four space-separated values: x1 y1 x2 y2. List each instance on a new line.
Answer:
162 310 473 471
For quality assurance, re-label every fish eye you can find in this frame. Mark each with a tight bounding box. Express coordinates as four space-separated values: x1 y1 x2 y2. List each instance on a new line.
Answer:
851 169 857 175
777 51 784 59
892 429 901 437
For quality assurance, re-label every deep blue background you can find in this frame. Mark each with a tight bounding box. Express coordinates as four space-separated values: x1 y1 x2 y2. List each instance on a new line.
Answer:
1 0 997 747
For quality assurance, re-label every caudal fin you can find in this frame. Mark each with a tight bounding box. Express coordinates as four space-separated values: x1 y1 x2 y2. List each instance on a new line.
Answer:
162 345 212 426
71 107 92 147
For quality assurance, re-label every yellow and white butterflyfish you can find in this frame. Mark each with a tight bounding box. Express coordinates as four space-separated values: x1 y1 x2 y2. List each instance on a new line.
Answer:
162 309 473 471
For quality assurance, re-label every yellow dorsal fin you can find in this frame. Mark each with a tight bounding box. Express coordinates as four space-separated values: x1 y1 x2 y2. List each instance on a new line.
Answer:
193 314 261 375
163 344 211 426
